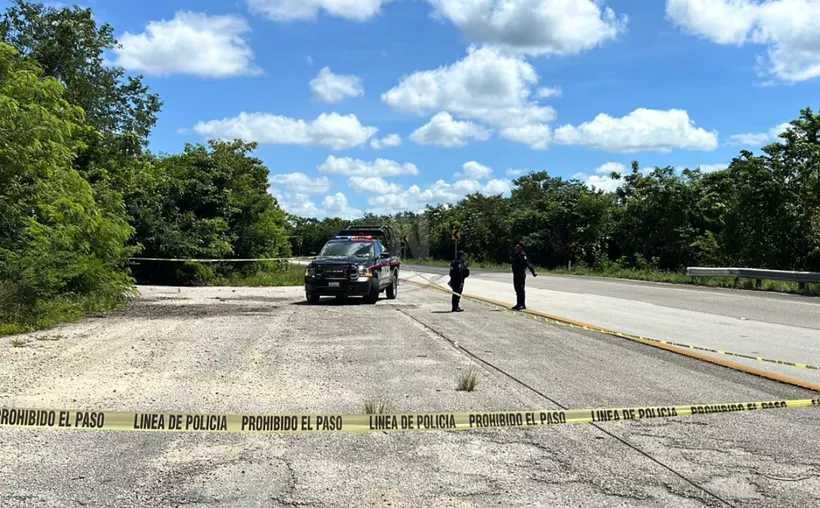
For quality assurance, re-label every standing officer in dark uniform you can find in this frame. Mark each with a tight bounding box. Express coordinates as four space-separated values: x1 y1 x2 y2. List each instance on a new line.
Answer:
511 243 537 310
449 250 470 312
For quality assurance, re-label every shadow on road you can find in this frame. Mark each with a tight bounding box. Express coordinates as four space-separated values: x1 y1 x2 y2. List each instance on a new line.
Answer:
290 298 374 307
118 302 282 319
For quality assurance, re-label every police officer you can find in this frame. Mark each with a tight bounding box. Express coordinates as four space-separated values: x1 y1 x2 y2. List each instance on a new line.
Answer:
449 250 470 312
511 243 537 310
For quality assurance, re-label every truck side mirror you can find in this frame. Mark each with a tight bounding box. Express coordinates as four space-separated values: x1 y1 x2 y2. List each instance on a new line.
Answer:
380 251 390 258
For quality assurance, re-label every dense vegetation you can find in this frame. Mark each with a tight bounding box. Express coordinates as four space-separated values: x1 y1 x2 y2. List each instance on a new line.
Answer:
0 1 292 333
1 1 818 334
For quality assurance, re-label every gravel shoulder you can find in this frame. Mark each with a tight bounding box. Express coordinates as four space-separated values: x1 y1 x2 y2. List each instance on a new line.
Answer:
1 283 818 507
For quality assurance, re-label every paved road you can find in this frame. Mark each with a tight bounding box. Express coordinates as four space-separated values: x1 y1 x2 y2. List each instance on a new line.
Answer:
403 265 820 386
405 264 820 328
1 284 818 507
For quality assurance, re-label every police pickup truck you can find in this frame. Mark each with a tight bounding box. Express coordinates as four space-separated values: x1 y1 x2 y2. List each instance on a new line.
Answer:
304 226 401 304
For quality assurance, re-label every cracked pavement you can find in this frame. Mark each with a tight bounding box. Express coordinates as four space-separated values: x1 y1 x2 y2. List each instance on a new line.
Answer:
1 284 818 507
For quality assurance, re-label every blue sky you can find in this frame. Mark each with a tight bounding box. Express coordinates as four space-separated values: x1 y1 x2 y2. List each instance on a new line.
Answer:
14 0 820 218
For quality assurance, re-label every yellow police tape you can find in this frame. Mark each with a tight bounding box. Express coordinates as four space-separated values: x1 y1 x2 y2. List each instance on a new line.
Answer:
404 271 820 372
2 399 817 434
129 257 303 263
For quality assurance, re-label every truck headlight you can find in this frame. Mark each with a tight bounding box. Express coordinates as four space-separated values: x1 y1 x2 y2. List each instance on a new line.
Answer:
306 266 315 277
358 265 372 277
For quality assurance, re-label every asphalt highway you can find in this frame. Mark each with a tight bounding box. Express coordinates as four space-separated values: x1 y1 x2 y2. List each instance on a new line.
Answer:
404 265 820 386
1 283 818 507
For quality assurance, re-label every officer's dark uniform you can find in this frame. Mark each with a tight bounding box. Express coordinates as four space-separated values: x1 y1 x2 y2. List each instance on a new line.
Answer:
449 253 470 312
511 249 537 310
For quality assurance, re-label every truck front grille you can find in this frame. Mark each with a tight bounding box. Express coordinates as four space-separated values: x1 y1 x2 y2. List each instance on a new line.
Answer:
316 264 350 280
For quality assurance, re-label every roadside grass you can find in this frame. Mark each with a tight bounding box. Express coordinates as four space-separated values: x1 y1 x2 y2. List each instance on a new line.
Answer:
0 285 135 337
409 258 508 271
363 397 392 414
407 258 820 296
456 370 478 392
211 262 304 287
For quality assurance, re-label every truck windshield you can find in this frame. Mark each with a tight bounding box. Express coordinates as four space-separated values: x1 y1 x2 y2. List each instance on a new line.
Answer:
319 241 373 258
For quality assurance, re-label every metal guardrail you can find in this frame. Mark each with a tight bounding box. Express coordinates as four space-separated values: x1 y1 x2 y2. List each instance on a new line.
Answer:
686 267 820 288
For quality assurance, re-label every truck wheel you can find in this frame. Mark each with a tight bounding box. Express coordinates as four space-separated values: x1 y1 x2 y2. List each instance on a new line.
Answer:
386 271 398 300
363 279 379 304
306 293 320 304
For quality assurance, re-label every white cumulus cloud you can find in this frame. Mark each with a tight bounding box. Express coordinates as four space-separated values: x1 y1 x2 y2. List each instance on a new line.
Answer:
409 112 492 147
427 0 628 57
367 178 512 214
271 190 362 219
498 124 551 150
580 174 622 193
269 172 332 194
727 122 792 146
112 11 258 77
381 46 554 149
666 0 820 83
318 156 420 177
455 161 493 180
322 192 363 219
191 112 378 150
271 191 324 218
553 108 718 152
727 132 771 146
246 0 391 21
370 133 402 149
347 176 403 194
536 86 562 98
310 67 364 103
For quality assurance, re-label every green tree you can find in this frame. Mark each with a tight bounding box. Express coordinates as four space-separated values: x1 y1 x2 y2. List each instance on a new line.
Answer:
453 193 512 263
1 0 163 242
285 216 352 255
129 141 291 284
509 172 614 268
0 43 135 330
0 0 161 144
614 163 701 270
761 107 820 270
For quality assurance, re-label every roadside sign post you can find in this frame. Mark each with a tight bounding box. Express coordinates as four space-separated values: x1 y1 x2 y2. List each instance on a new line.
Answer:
400 234 408 259
451 229 461 259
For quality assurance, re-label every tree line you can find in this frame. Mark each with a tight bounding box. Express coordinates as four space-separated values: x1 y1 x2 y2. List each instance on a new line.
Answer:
290 108 820 275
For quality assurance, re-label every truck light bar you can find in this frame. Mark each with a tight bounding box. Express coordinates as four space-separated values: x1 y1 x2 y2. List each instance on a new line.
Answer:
334 236 373 240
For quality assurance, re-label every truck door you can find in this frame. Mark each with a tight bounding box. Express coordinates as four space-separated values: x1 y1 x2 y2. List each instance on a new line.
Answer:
373 241 385 286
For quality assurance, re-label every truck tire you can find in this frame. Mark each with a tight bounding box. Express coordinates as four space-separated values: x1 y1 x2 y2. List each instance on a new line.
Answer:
363 279 379 304
386 271 398 300
306 293 320 304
